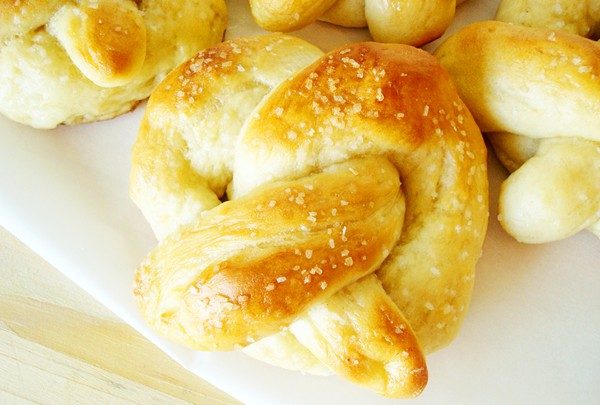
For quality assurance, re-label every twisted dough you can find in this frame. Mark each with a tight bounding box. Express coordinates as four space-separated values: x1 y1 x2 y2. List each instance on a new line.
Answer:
131 34 488 397
0 0 227 128
496 0 600 39
249 0 467 46
435 21 600 243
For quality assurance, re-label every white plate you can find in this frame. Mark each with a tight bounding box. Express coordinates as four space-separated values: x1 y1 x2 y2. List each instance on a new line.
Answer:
1 0 599 403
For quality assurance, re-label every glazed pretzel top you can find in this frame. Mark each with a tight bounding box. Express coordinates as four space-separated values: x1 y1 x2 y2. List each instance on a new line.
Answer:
249 0 466 46
435 21 600 242
130 34 488 397
0 0 227 127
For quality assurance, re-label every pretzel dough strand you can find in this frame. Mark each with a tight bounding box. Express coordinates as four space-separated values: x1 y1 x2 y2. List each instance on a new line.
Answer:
131 35 325 239
135 157 406 351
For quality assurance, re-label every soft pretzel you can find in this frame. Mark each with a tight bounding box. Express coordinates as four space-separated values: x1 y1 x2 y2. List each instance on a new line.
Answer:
249 0 468 46
130 34 488 397
496 0 600 39
0 0 227 128
435 21 600 243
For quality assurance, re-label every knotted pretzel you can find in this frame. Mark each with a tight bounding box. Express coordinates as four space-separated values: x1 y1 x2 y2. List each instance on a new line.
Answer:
249 0 467 46
0 0 227 128
435 21 600 243
496 0 600 39
130 34 488 397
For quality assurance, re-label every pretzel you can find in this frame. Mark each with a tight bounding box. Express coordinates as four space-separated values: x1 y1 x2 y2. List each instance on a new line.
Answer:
0 0 227 128
130 34 488 397
249 0 467 46
496 0 600 39
435 21 600 243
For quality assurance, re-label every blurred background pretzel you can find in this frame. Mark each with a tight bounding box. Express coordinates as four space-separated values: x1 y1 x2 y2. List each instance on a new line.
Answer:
0 0 227 128
249 0 468 46
496 0 600 39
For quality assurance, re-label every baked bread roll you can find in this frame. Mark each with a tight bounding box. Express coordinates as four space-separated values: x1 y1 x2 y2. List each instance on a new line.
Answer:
435 21 600 243
249 0 468 46
496 0 600 39
0 0 227 129
130 34 488 397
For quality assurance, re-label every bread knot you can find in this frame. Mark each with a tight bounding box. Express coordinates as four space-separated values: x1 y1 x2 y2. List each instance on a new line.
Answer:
497 0 600 39
130 34 488 397
249 0 467 47
0 0 227 128
436 21 600 243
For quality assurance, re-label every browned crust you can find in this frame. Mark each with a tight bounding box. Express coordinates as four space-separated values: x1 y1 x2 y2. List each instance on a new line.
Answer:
135 157 405 350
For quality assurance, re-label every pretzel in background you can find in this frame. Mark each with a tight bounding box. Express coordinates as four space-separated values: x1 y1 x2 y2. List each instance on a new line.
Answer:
249 0 468 46
436 16 600 243
0 0 227 128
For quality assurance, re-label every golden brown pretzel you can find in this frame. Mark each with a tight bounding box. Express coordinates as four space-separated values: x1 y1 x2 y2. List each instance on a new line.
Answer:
130 34 488 397
249 0 468 46
435 21 600 242
0 0 227 128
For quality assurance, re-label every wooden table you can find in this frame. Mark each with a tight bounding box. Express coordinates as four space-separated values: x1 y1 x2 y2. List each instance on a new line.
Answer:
0 226 239 404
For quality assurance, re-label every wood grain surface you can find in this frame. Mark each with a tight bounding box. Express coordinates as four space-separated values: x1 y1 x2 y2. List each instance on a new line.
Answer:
0 226 239 405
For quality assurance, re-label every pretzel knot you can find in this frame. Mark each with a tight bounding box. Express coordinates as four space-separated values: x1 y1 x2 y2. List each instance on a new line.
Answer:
0 0 226 128
436 21 600 243
496 0 600 39
131 34 488 397
249 0 467 47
